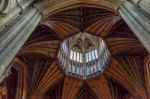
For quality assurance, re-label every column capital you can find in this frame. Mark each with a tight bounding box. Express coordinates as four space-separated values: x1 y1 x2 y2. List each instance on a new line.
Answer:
33 4 44 18
116 0 128 14
16 0 35 12
116 0 142 13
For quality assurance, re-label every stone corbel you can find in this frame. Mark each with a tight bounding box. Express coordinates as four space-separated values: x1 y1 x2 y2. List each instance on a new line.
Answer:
0 0 36 30
0 0 21 29
16 0 35 13
116 0 126 14
0 0 11 16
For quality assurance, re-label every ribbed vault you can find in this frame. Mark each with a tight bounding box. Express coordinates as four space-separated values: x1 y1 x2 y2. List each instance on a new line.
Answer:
2 5 149 99
42 6 120 39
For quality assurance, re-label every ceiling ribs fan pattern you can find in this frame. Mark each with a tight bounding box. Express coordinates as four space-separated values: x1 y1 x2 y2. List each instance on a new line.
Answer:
3 5 149 99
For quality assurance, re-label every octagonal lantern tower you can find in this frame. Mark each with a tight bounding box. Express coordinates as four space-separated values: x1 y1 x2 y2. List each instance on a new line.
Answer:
57 32 110 80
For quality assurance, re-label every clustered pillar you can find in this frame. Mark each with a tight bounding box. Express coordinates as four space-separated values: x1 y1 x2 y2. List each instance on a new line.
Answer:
0 1 42 82
117 0 150 53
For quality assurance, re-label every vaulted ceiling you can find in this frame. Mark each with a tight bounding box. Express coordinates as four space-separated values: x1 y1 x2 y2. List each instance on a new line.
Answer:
3 5 149 99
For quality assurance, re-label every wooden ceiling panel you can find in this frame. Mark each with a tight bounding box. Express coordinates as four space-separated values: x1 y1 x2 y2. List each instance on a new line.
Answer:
106 37 146 56
43 6 121 37
87 75 112 99
62 77 83 99
106 22 147 56
13 5 149 99
75 84 98 99
28 60 64 99
105 57 148 99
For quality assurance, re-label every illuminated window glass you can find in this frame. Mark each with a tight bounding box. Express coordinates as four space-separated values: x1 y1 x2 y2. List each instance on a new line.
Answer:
80 53 83 62
92 50 95 60
70 50 73 60
94 49 98 58
77 52 80 62
89 52 91 61
73 51 76 60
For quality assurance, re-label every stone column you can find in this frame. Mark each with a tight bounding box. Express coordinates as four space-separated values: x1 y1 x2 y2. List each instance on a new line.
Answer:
132 0 150 14
0 7 42 78
117 0 150 53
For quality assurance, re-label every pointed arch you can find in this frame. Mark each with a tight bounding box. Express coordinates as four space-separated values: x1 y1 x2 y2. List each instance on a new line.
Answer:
12 58 27 99
87 75 112 99
35 0 119 17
